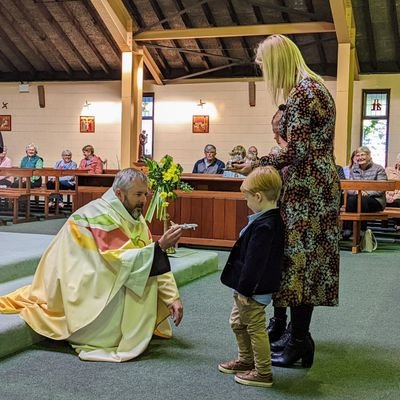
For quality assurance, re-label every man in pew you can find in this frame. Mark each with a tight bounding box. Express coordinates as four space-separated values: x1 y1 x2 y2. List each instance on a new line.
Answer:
0 146 12 187
0 168 184 362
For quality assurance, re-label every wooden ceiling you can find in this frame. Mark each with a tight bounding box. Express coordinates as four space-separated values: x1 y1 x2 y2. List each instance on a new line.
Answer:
0 1 396 84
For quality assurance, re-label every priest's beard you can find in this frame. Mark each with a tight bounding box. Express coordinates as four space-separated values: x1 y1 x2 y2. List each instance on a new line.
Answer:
122 199 144 220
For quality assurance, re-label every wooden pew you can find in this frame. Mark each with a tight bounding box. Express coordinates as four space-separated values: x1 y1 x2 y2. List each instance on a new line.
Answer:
340 180 396 253
0 168 89 222
0 168 32 224
31 168 89 217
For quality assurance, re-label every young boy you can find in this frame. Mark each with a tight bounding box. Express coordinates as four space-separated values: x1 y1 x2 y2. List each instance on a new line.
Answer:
218 166 284 388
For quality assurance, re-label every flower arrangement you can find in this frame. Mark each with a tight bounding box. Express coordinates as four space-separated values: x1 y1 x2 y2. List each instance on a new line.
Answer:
144 155 192 223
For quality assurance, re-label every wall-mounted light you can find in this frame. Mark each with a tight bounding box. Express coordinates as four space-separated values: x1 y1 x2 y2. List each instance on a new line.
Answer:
19 81 30 93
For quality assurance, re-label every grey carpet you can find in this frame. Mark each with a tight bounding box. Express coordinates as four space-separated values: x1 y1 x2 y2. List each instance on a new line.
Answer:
0 250 399 400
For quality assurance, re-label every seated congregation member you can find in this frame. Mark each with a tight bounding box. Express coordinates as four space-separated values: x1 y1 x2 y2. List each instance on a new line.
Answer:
246 146 259 161
11 143 43 188
219 166 284 388
0 168 183 362
336 165 345 180
47 149 77 208
224 145 247 178
0 146 12 187
385 153 400 231
342 146 387 239
343 150 357 179
192 144 225 174
79 144 103 174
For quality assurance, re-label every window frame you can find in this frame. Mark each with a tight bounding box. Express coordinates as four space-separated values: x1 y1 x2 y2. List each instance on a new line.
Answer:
360 89 390 167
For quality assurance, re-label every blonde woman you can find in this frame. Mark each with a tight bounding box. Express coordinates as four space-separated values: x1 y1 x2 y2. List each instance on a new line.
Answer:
233 34 340 368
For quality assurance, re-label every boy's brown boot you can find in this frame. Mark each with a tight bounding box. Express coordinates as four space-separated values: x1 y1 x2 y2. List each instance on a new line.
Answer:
234 370 273 388
218 359 254 374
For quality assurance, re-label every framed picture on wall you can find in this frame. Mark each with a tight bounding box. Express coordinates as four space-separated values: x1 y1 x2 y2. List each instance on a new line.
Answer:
0 115 11 131
80 116 95 133
192 115 209 133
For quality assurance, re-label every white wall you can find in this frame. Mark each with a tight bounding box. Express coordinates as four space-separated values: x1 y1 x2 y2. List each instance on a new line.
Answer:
5 76 400 172
151 80 337 172
0 81 122 168
352 74 400 167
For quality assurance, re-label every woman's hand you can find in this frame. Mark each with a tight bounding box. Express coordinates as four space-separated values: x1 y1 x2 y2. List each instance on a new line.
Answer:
230 160 253 176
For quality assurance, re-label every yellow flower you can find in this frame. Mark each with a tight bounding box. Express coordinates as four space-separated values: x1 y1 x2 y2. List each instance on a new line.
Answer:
167 192 174 198
162 201 169 207
159 192 167 199
163 171 173 181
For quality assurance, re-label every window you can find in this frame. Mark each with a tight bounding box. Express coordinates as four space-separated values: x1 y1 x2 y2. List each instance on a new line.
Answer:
361 90 390 167
141 93 154 159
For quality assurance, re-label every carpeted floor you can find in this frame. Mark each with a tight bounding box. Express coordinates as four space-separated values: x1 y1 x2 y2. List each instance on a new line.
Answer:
0 219 399 399
0 248 399 400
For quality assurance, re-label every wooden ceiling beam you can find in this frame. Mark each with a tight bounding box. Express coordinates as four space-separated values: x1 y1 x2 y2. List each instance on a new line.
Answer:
60 2 110 74
18 1 72 75
90 0 132 51
329 0 359 79
143 46 163 85
148 0 192 73
35 1 92 75
0 25 36 71
247 0 326 20
0 7 54 72
134 21 336 41
141 0 214 32
174 0 213 70
144 43 242 62
387 0 400 69
166 61 248 82
91 0 164 84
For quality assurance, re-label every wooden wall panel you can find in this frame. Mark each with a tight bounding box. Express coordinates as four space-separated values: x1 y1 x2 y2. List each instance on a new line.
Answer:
213 199 226 239
224 199 237 240
200 198 214 239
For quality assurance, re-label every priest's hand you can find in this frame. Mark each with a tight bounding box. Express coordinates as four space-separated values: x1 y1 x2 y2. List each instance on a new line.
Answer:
158 225 182 251
169 299 183 326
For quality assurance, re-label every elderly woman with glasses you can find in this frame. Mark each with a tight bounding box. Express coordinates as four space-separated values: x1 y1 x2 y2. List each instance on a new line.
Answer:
47 149 77 208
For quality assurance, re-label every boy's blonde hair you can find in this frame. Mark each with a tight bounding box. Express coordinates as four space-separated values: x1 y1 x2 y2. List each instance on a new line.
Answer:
241 166 282 202
255 34 323 105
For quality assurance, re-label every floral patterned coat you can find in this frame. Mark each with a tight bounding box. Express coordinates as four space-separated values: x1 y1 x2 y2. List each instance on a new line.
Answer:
260 77 340 307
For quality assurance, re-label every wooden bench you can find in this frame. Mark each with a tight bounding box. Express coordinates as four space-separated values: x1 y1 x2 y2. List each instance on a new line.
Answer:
0 168 33 224
384 207 400 219
0 168 89 222
339 180 397 253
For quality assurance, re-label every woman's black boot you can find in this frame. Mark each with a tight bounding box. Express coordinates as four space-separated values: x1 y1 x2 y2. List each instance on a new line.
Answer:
271 336 315 368
270 322 292 352
267 316 287 342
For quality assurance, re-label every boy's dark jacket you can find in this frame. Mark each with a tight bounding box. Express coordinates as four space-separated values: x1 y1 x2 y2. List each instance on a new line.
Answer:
220 208 284 297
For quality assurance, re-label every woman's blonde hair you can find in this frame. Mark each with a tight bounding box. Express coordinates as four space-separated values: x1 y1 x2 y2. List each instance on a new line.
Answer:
241 166 282 202
255 34 323 104
356 146 371 155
